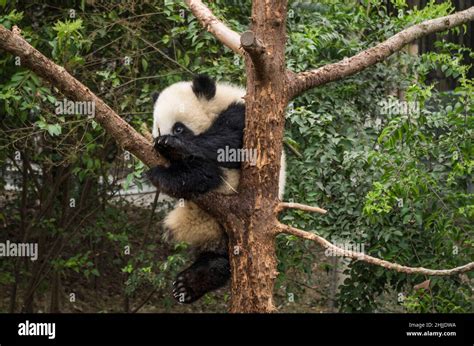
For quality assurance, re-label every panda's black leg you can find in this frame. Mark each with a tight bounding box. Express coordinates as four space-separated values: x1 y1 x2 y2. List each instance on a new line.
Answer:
172 252 230 304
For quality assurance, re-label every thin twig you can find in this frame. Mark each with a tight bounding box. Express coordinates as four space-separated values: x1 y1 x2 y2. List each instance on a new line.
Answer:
278 202 327 215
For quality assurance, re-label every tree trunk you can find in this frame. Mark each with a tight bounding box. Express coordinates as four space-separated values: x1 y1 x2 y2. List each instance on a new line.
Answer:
228 0 288 313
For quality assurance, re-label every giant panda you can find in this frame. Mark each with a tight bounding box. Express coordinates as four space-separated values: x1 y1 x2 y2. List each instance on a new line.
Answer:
148 75 286 304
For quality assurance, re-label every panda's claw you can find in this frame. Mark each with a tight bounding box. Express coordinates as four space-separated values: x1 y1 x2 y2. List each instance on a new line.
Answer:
175 285 187 294
172 274 196 304
154 135 190 161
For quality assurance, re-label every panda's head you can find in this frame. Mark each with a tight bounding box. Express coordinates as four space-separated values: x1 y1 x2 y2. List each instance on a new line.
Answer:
152 75 245 139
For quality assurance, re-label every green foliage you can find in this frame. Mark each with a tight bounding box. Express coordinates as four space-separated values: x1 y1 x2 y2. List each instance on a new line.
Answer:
403 279 472 313
281 0 473 312
51 19 88 66
0 9 23 28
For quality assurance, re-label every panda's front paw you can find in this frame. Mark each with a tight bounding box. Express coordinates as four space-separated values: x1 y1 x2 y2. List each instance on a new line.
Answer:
172 274 198 304
154 135 189 161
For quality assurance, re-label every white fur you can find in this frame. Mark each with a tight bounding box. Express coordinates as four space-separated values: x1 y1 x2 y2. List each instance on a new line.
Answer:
153 81 245 138
164 160 286 251
153 79 286 250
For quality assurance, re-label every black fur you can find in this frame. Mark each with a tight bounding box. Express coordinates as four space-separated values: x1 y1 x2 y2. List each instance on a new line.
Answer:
148 76 244 303
147 159 222 199
148 102 246 198
192 74 216 100
173 252 230 304
151 91 160 103
194 103 245 169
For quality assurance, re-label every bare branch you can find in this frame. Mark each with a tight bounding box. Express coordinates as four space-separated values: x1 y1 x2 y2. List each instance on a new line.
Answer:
0 25 166 168
278 202 327 214
288 6 474 99
279 223 474 276
283 140 303 158
185 0 243 55
140 123 154 143
240 31 266 79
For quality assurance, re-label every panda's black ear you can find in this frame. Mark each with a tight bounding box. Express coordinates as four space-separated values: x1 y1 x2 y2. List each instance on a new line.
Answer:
192 74 216 100
151 91 160 103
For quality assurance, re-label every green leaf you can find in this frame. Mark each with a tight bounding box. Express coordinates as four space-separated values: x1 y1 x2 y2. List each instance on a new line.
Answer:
123 173 134 190
47 124 62 137
141 58 148 72
316 181 324 191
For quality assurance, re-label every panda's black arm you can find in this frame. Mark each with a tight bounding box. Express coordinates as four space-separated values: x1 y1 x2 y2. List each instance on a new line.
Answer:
147 159 223 198
192 102 245 168
153 103 245 168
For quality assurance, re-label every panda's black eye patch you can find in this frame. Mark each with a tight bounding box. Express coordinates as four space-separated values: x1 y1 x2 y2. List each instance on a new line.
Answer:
172 122 186 135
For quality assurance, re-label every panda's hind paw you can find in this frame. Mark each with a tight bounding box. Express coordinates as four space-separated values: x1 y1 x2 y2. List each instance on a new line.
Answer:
171 253 230 304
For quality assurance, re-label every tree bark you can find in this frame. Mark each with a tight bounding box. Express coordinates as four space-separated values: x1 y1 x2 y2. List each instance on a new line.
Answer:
226 0 289 313
185 0 242 55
